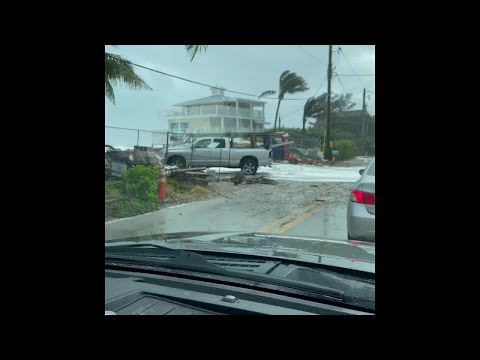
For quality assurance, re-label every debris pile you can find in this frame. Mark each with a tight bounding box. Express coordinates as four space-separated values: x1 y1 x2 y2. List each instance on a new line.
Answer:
224 172 278 185
168 167 209 186
286 156 323 166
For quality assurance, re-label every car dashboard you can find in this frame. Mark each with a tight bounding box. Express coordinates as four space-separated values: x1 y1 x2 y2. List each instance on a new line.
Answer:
105 255 374 315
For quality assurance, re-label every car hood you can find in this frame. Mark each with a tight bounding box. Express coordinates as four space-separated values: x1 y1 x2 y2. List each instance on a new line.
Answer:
105 231 375 273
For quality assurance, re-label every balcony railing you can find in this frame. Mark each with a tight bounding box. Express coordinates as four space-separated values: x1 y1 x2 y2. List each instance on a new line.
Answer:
171 127 265 134
170 105 264 118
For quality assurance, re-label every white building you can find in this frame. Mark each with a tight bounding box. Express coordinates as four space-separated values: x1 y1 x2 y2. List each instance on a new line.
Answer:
166 87 268 133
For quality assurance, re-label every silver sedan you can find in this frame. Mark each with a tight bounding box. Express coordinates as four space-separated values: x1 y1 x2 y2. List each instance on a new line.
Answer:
347 158 375 242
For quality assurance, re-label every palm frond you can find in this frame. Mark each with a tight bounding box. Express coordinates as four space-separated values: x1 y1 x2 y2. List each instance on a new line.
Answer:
279 70 291 85
303 97 318 119
259 90 276 99
185 45 208 61
105 52 152 103
279 72 309 98
105 80 116 105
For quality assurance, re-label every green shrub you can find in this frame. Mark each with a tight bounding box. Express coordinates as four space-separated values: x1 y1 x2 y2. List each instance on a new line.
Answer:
335 140 356 160
105 179 122 199
122 165 159 203
108 166 161 217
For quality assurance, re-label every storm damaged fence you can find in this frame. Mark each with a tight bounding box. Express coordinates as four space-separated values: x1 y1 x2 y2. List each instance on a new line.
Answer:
106 126 185 150
286 134 321 161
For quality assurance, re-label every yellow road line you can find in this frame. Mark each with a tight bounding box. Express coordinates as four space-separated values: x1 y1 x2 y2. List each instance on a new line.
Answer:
256 216 290 233
273 204 325 234
257 203 325 234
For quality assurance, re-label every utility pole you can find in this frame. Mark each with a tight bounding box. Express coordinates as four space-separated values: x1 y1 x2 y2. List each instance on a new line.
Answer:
361 88 366 155
325 45 333 160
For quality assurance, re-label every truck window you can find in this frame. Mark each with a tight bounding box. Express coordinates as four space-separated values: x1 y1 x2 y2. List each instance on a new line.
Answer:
194 139 212 148
213 138 226 148
231 136 263 148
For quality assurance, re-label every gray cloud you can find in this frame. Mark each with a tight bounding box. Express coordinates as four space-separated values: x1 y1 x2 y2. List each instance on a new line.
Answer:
105 45 374 145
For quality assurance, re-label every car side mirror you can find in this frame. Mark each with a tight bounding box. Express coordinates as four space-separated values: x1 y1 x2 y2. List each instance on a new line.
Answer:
359 169 365 175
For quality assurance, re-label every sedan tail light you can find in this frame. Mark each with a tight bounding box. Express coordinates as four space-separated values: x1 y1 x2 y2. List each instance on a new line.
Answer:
351 189 375 205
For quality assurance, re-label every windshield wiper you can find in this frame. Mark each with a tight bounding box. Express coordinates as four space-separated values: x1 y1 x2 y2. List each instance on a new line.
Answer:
105 243 227 275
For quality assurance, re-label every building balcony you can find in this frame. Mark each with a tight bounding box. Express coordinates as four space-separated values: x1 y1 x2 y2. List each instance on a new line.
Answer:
174 127 265 134
168 105 264 119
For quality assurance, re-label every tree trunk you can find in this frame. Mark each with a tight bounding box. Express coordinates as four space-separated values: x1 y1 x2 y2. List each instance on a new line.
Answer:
273 99 282 132
302 117 306 135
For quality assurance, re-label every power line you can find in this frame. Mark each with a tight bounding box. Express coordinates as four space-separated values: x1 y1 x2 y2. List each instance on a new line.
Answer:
314 74 328 96
336 74 375 76
334 49 340 69
297 45 326 67
127 60 311 101
335 74 349 95
282 105 303 118
338 48 367 88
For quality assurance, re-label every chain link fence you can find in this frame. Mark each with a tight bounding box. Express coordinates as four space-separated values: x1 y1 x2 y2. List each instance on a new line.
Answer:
106 126 322 177
285 134 321 161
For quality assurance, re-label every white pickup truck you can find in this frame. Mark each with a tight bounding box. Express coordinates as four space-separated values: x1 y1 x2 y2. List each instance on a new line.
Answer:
160 136 272 175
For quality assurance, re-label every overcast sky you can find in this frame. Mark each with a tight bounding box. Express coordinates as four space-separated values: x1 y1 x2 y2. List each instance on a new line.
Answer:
105 45 375 146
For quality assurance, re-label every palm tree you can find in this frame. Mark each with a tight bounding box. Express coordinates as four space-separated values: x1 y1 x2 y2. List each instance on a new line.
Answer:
106 45 207 104
185 45 208 61
259 70 309 132
302 97 321 135
105 49 152 105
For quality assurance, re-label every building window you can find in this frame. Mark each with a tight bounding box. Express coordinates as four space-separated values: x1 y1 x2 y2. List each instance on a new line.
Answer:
210 118 221 128
240 119 251 129
170 122 189 133
224 118 236 131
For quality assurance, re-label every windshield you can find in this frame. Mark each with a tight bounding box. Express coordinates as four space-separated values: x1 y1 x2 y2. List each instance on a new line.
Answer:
105 45 375 310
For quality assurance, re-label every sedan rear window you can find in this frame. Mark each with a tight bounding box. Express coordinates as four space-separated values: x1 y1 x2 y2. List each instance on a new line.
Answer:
367 160 375 176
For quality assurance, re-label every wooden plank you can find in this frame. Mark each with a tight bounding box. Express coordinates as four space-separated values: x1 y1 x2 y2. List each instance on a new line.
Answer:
170 167 206 173
185 172 208 176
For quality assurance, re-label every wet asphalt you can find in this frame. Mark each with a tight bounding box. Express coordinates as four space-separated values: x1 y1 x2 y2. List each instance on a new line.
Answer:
105 188 348 242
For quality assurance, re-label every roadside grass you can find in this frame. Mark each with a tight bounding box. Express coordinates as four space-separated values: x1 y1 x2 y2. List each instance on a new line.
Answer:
166 178 211 204
105 179 122 200
105 177 212 219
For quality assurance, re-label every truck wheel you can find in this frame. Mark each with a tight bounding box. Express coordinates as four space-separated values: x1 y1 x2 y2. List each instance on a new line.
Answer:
168 156 186 168
240 158 258 175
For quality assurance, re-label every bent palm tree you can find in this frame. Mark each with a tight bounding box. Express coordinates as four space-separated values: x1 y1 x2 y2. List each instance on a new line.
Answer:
302 97 321 135
259 70 309 132
105 51 152 105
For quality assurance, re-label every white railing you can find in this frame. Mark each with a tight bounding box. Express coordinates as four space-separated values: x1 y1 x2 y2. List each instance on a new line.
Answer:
170 105 264 118
186 127 264 134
